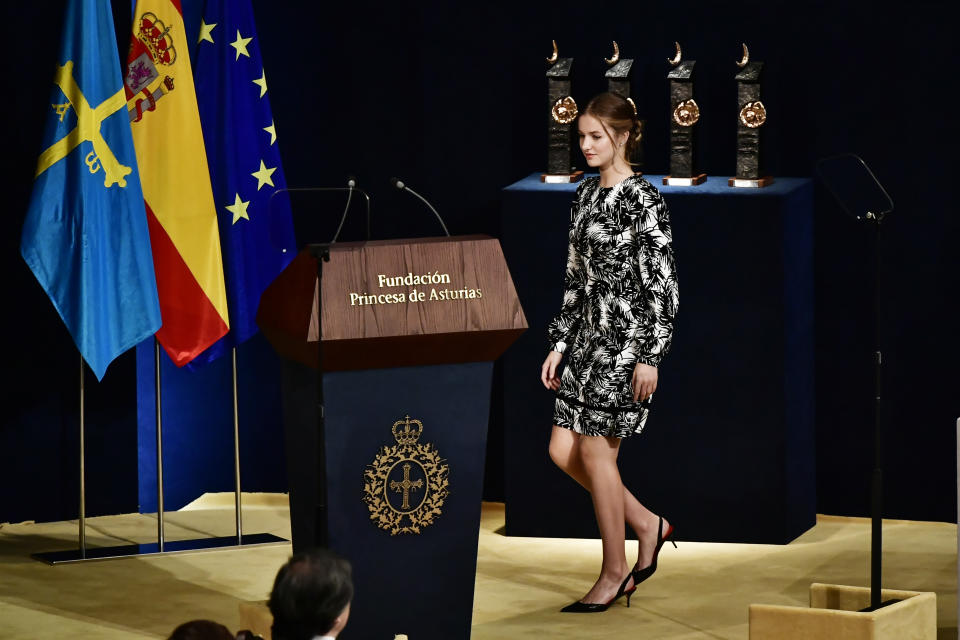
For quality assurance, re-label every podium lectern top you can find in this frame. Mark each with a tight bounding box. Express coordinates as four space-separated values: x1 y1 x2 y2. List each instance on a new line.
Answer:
257 234 527 371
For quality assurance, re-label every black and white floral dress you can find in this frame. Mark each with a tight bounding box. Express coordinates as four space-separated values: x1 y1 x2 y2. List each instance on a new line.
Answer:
547 174 679 438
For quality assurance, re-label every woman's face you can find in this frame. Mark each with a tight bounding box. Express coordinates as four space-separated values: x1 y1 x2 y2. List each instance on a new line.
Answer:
578 113 624 170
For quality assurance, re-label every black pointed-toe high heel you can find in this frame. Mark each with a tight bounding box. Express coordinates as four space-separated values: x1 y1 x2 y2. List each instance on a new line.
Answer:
560 572 636 613
632 516 677 586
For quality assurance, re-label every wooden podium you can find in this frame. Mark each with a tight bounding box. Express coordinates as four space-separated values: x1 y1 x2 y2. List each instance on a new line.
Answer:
257 234 525 640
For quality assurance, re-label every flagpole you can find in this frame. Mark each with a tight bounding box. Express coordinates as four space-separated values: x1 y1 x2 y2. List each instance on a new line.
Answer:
78 354 86 559
232 347 243 543
155 339 165 552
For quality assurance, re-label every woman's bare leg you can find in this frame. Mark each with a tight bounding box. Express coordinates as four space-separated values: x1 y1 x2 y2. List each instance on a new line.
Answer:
548 426 669 572
576 434 630 602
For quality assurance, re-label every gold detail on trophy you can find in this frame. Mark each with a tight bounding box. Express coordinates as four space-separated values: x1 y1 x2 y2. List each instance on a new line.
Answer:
546 39 558 64
551 96 578 124
736 43 750 68
668 41 682 66
605 41 620 66
362 415 450 536
739 100 766 128
626 97 638 116
672 99 700 127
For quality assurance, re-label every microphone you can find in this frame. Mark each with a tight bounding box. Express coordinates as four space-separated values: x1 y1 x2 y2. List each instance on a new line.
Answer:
390 177 450 237
269 181 371 250
331 175 358 243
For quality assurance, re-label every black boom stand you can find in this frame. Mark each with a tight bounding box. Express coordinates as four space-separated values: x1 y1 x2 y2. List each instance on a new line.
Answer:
816 153 895 611
308 242 331 549
267 184 370 550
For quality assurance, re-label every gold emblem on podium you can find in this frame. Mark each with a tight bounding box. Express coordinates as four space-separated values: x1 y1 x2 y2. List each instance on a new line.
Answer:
363 415 450 535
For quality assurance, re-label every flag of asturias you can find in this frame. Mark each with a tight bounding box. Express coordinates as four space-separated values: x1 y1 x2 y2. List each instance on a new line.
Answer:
21 0 161 381
190 0 297 367
125 0 230 367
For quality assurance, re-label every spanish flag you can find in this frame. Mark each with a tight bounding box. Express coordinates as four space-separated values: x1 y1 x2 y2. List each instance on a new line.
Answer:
125 0 229 366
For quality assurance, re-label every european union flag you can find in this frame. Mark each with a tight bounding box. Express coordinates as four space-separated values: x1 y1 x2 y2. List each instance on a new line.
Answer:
21 0 161 381
191 0 297 367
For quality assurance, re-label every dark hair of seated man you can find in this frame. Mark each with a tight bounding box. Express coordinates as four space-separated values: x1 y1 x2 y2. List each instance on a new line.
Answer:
167 619 235 640
268 548 353 640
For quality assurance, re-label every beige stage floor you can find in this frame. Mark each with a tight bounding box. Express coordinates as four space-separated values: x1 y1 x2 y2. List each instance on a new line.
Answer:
0 495 955 639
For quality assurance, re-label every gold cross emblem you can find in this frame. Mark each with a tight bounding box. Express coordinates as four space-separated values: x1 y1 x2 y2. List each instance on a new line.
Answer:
35 61 132 188
389 462 424 510
364 414 449 535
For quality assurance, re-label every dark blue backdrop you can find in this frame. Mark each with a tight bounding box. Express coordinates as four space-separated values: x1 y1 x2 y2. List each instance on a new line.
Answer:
3 0 957 525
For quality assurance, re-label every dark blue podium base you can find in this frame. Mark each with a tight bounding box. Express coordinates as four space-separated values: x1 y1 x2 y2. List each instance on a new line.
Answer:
281 361 493 640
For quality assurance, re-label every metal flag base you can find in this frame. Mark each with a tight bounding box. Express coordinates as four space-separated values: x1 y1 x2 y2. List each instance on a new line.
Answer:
31 532 287 565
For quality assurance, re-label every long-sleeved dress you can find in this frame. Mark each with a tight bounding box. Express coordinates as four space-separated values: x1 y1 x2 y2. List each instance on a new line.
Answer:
547 174 679 438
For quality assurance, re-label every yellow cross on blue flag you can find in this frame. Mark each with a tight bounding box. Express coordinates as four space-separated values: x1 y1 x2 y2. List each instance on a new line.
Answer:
20 0 161 380
190 0 297 367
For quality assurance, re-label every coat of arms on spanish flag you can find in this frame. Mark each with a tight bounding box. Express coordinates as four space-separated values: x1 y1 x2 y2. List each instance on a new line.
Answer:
125 0 230 366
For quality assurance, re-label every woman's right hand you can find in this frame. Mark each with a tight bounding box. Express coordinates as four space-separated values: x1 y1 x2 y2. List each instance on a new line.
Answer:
541 351 563 390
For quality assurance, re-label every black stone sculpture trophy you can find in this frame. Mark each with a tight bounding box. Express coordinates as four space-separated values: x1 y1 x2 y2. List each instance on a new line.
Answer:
730 43 774 187
604 41 644 172
664 42 706 186
543 40 583 183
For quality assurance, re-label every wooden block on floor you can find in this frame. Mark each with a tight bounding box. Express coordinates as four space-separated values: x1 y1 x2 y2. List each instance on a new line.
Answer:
238 601 272 640
749 583 936 640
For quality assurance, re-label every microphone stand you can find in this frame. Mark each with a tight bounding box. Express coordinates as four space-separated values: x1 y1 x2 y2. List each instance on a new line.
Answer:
332 184 355 243
267 183 369 549
269 186 372 243
816 154 894 611
390 178 450 237
308 242 330 548
867 211 884 611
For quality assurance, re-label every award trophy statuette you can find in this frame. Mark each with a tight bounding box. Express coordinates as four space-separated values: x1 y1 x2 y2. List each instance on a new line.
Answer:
543 40 583 184
604 41 644 173
664 42 706 186
730 43 774 188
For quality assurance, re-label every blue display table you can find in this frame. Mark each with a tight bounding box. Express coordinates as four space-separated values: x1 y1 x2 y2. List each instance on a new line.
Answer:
500 173 815 544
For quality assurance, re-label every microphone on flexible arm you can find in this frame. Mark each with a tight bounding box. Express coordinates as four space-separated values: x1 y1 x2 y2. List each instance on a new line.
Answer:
389 177 451 237
267 177 372 251
331 175 359 243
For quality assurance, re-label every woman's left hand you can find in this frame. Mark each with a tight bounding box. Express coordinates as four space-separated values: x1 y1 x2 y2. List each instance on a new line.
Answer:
632 362 658 402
